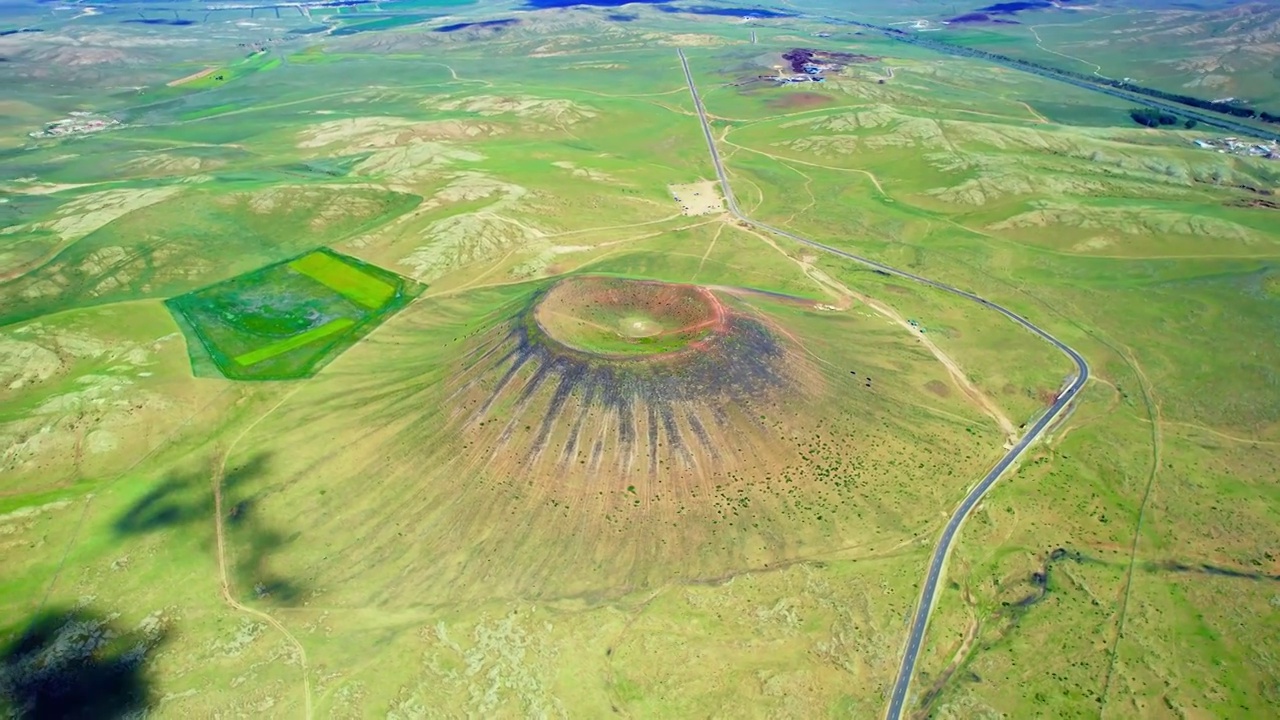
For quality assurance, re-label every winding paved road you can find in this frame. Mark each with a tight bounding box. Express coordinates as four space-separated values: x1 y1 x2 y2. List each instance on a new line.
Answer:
677 49 1091 720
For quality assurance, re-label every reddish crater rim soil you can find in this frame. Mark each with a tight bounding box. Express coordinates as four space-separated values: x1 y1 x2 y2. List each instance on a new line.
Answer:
532 276 728 360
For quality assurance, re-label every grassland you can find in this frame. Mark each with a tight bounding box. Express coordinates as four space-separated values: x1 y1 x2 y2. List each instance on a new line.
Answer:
232 318 355 367
921 2 1280 110
1 3 1277 718
678 33 1280 717
174 51 283 91
288 252 396 309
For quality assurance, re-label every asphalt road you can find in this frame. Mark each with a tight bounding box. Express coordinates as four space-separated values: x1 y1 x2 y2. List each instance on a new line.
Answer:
677 48 1091 720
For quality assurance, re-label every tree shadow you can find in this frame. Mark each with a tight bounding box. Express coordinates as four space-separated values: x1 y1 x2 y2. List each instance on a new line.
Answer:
1146 560 1280 583
112 452 305 605
224 457 303 604
112 471 207 535
0 606 168 719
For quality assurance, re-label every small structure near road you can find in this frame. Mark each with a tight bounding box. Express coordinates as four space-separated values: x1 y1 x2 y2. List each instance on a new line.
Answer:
1191 136 1279 159
739 48 880 88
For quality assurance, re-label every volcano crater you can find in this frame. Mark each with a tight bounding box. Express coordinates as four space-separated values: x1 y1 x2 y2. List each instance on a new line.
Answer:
443 276 823 486
531 276 727 359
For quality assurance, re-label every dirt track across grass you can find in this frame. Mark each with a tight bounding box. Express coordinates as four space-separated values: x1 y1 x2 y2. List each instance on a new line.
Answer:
167 67 218 87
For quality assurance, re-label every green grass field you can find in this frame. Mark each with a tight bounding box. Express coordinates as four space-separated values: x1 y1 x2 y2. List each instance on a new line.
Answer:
289 251 396 309
233 317 355 366
165 249 421 380
922 2 1280 111
176 51 281 91
1 3 1277 718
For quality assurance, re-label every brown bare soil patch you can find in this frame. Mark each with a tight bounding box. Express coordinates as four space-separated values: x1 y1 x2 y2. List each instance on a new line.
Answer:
668 181 724 216
769 92 832 110
925 379 951 398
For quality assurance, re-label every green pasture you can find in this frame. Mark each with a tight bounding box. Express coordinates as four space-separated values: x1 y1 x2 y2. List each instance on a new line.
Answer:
0 184 418 327
178 103 241 121
289 252 396 309
931 8 1280 110
165 248 422 380
330 14 443 36
697 31 1280 713
233 317 355 366
178 51 282 91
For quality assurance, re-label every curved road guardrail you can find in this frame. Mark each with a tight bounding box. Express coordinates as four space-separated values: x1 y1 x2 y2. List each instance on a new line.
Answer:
677 48 1090 720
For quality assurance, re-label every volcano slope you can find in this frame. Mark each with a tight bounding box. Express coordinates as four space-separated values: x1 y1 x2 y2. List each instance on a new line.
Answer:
223 273 1003 608
480 276 809 484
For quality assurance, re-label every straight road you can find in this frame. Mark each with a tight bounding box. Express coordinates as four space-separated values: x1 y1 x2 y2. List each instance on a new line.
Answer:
676 48 1090 720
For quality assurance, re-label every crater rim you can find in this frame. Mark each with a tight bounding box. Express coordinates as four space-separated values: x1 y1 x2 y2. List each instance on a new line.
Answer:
530 275 728 361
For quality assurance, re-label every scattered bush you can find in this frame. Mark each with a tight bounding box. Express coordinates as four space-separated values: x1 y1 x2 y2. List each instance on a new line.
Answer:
1130 108 1177 128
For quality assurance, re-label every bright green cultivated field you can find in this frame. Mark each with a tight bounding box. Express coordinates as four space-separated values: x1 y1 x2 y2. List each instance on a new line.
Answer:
165 249 421 380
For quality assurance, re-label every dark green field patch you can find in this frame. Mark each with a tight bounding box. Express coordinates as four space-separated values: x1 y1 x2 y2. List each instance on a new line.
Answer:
1027 100 1134 127
165 248 423 380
